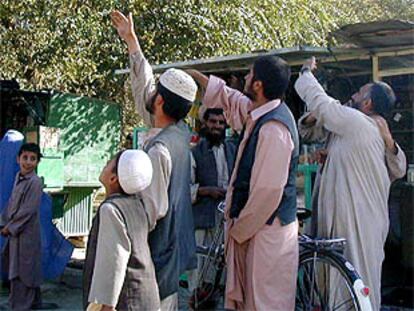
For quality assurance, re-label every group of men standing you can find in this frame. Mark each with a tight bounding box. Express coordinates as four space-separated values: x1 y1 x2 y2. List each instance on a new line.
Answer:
0 7 407 311
83 10 407 311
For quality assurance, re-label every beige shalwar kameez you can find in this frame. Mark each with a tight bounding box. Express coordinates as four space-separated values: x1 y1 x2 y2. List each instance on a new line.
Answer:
203 76 299 311
295 71 407 310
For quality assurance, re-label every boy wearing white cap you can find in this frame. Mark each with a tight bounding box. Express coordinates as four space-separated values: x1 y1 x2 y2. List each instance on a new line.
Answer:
111 11 198 310
83 150 160 311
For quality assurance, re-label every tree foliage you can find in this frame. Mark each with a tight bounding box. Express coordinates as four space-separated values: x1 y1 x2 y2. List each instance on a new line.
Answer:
1 0 413 134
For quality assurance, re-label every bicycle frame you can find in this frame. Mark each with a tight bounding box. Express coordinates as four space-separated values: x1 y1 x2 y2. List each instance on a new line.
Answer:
195 203 373 311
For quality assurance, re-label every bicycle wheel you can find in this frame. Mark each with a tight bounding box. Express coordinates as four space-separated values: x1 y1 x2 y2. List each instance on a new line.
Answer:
296 250 365 311
190 244 225 310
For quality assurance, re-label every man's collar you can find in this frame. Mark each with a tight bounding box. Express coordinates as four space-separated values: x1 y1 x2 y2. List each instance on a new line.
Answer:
18 170 35 182
203 137 224 149
250 99 281 121
20 171 35 179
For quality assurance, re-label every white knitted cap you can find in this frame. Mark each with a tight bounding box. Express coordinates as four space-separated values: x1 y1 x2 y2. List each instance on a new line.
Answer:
117 150 152 194
159 68 197 102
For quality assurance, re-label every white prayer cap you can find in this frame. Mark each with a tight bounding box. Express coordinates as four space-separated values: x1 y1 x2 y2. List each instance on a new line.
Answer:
159 68 197 102
118 150 152 194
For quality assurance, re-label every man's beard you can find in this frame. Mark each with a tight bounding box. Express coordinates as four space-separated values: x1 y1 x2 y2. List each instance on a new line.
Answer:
243 83 256 101
347 99 361 110
205 130 225 146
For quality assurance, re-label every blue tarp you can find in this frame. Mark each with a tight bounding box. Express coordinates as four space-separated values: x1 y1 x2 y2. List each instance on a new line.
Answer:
0 130 73 280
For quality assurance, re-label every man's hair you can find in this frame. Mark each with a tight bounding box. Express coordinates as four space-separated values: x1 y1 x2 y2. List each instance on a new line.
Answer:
111 151 124 174
203 108 224 121
111 150 127 195
157 83 192 121
18 143 42 160
252 56 291 100
369 81 396 117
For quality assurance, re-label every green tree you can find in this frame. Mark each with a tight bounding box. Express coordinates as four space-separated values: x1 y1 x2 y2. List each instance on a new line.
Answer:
1 0 413 136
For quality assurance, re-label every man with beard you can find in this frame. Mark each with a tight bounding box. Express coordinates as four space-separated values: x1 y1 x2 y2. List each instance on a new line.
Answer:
188 108 236 292
295 57 407 310
111 11 197 310
187 55 299 310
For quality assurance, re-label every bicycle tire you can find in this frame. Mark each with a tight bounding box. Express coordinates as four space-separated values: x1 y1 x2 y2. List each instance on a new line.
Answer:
296 249 372 311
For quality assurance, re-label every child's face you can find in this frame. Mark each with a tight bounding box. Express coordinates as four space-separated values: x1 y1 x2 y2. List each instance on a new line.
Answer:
99 157 118 190
17 151 39 176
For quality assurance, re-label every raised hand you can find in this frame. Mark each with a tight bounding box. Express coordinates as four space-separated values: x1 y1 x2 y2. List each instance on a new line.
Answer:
301 56 317 74
111 10 140 54
111 10 135 41
372 115 397 153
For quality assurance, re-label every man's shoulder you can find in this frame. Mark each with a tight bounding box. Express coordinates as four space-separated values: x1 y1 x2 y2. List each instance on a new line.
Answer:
192 138 208 149
100 195 146 221
191 138 212 158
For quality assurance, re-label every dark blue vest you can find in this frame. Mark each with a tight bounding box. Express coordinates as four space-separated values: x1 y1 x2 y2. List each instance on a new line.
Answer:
191 138 236 229
144 120 196 299
230 102 299 226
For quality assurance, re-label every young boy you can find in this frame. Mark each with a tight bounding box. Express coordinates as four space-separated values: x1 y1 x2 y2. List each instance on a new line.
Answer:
0 143 43 311
83 149 160 311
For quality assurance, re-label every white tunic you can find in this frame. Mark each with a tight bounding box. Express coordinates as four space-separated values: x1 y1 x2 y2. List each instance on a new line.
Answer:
295 71 407 310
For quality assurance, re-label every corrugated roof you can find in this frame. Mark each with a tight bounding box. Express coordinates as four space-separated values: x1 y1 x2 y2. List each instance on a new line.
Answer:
115 46 357 75
151 46 332 73
332 19 414 49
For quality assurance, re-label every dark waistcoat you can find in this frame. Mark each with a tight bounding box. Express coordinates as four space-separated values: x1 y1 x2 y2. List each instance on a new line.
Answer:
230 102 299 226
83 194 160 311
144 120 196 299
191 138 236 229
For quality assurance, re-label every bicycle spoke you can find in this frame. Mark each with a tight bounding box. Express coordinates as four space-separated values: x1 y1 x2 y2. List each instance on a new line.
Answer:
297 254 360 311
297 267 312 309
332 298 355 310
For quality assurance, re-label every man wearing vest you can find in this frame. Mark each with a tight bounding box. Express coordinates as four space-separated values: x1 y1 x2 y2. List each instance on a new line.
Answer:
111 11 197 310
187 56 299 310
188 108 236 292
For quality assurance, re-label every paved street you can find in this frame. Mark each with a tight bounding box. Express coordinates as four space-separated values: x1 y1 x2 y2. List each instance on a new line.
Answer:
0 249 410 311
0 266 224 311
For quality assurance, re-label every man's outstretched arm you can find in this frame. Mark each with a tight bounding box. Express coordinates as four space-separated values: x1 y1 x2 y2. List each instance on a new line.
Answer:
111 11 155 127
295 57 368 137
187 70 253 132
186 69 209 89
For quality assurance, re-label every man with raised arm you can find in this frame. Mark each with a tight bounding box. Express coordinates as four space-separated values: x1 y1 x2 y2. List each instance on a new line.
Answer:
111 11 197 310
187 56 299 310
295 57 407 310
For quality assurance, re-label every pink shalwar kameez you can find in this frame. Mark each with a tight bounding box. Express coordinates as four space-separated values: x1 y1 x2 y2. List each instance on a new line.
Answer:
203 76 299 311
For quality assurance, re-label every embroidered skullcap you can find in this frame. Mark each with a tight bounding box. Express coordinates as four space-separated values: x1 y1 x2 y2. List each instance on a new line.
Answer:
159 68 197 102
118 150 152 194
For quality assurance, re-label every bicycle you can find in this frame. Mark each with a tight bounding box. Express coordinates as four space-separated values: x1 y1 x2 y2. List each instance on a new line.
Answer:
190 202 373 311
